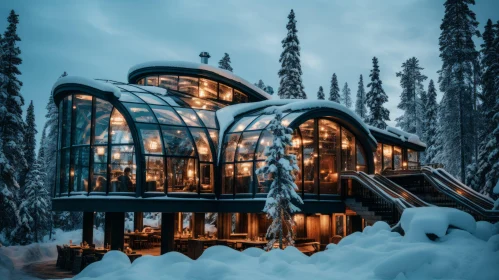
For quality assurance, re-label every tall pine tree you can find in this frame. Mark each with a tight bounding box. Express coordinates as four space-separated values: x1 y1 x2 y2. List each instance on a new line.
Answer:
438 0 479 181
365 57 390 129
278 10 306 99
328 73 340 102
44 92 59 195
355 74 367 119
395 57 427 135
341 82 352 108
317 86 325 100
21 101 37 186
424 80 439 164
218 53 233 72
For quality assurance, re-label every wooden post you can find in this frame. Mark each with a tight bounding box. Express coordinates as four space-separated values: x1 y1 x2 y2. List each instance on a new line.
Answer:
193 213 205 238
306 215 320 242
161 213 174 254
319 214 331 247
293 214 306 238
247 213 259 239
134 212 143 231
110 212 125 250
217 213 231 239
82 212 94 245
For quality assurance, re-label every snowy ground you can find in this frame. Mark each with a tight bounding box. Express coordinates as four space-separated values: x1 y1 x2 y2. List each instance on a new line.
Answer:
1 208 498 280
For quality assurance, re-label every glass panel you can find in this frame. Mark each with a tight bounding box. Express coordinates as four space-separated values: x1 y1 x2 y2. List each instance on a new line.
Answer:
287 129 302 190
229 116 257 132
375 144 382 174
383 144 393 171
146 76 159 87
94 98 113 145
137 79 144 85
110 145 136 192
124 103 156 123
178 97 225 111
71 146 90 193
167 158 197 193
219 83 233 102
151 105 183 125
301 120 316 194
179 76 199 96
134 93 167 105
60 149 70 195
119 92 144 103
256 130 272 160
61 96 72 148
393 146 402 170
320 120 339 194
195 110 217 128
222 164 234 194
223 133 240 162
175 108 202 126
199 78 218 99
145 156 165 192
110 109 133 144
341 127 355 171
408 149 419 169
72 94 92 145
158 95 182 107
190 128 212 162
233 89 248 103
356 141 367 171
235 162 253 193
159 75 178 91
200 163 214 193
161 126 196 156
281 112 305 127
256 161 270 193
235 131 260 162
139 126 163 155
92 146 107 192
246 115 274 130
208 129 219 154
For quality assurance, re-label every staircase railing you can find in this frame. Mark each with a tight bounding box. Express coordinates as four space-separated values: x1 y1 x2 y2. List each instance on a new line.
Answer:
373 174 432 208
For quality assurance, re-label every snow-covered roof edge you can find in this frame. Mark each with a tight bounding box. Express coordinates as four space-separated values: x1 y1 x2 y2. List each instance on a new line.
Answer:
52 76 122 99
369 125 427 148
128 61 273 100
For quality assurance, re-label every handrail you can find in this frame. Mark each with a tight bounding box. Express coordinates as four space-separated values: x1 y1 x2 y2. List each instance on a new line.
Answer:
435 168 495 204
373 174 432 208
421 167 499 220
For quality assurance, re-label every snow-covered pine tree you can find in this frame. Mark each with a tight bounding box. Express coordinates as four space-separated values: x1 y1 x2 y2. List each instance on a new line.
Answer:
264 86 274 95
256 112 303 249
21 101 37 187
424 80 439 164
44 93 58 195
341 82 352 108
365 57 390 129
419 83 428 142
355 74 367 119
328 73 340 102
438 0 479 181
317 86 325 100
278 9 306 99
395 57 427 135
255 79 266 90
218 53 233 72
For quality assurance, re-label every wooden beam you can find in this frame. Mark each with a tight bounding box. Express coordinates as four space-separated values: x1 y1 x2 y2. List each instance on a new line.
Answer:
161 213 175 254
193 213 205 238
110 212 125 250
134 212 143 231
82 212 94 245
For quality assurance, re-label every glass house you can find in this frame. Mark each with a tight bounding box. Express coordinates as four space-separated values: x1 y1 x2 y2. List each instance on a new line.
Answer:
51 57 426 255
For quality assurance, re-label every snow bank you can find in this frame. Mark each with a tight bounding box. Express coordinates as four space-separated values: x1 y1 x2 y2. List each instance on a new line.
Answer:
52 76 122 98
74 208 499 280
128 61 273 99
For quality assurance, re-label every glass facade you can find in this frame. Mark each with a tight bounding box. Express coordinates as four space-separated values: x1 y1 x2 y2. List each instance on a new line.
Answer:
373 143 411 173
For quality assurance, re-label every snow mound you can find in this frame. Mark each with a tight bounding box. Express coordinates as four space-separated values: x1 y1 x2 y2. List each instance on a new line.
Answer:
52 76 122 98
400 207 476 242
74 251 131 279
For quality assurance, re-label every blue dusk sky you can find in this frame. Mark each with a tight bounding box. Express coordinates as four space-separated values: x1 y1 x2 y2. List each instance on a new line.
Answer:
0 0 498 146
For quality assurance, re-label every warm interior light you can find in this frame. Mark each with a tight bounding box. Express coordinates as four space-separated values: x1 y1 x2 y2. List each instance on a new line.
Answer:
402 161 408 167
199 90 205 97
113 152 121 160
188 169 194 177
70 170 75 177
149 140 158 151
97 147 105 156
199 147 208 155
111 116 124 125
342 140 348 149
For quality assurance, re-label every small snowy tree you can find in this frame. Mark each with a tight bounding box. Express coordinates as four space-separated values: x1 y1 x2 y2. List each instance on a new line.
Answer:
255 79 266 90
329 73 340 102
365 57 390 129
218 53 233 72
341 82 352 108
256 112 303 250
317 86 325 100
264 86 274 95
355 74 367 119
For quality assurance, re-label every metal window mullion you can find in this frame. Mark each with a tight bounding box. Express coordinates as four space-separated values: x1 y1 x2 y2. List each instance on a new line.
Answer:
315 118 319 197
106 107 114 196
68 94 75 196
88 97 96 195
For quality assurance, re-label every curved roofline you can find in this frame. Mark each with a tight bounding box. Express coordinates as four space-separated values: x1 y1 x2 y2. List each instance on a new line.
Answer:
127 61 273 101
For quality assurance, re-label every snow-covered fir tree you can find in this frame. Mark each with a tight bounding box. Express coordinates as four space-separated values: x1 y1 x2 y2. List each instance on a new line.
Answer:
278 9 306 99
424 80 439 164
21 101 37 186
341 82 352 108
317 86 325 100
365 57 390 129
264 86 274 95
43 91 58 195
395 57 427 135
255 79 266 90
328 73 340 102
256 112 303 249
437 0 479 181
355 74 367 119
218 53 233 72
255 80 274 95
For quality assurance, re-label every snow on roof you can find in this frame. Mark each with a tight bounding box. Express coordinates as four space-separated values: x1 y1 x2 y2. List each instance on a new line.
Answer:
52 76 122 99
128 61 273 100
369 125 427 148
